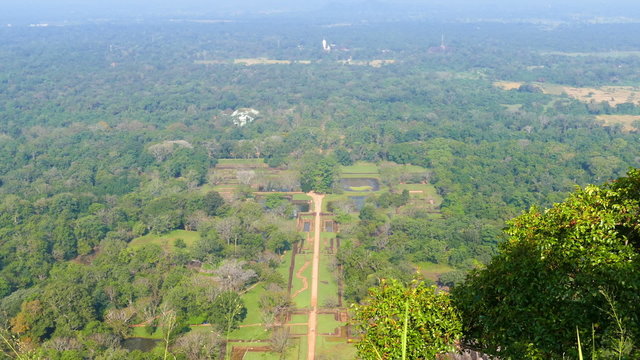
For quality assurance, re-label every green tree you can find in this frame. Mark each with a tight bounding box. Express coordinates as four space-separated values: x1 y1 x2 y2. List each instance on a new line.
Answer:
74 215 107 255
352 279 462 359
203 191 225 216
209 291 246 334
334 147 353 166
299 155 339 193
453 169 640 359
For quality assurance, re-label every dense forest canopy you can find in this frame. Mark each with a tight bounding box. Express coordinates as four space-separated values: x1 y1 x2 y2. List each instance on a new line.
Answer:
0 15 639 358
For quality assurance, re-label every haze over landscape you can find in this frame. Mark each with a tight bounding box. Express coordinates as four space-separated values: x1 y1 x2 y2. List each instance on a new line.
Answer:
0 0 639 359
4 0 640 22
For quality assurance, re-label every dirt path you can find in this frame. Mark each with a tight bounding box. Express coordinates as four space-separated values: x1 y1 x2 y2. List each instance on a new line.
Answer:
307 192 324 360
292 260 311 299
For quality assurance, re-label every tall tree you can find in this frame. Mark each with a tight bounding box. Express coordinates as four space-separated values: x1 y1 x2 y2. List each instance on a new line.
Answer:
453 169 640 359
352 279 461 359
299 155 339 193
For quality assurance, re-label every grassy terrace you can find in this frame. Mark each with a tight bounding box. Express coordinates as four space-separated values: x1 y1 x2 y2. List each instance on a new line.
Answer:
415 262 455 283
339 161 379 174
398 183 442 205
317 314 343 334
318 232 340 309
216 158 267 167
291 252 313 309
129 230 200 252
316 336 357 359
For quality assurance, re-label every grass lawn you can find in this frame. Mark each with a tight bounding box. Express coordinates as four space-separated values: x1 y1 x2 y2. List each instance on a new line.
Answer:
318 253 339 308
190 323 270 341
315 336 357 359
292 253 312 309
347 185 373 191
297 335 308 360
317 314 343 334
242 350 282 360
199 183 242 193
217 158 266 166
398 183 437 193
415 262 455 282
277 251 294 286
340 172 382 179
399 183 441 202
241 283 267 325
217 283 271 341
228 325 270 341
129 230 200 252
131 326 163 339
340 161 379 174
229 340 290 360
292 193 312 201
321 232 336 240
289 325 308 335
290 314 308 324
399 164 430 173
186 314 207 325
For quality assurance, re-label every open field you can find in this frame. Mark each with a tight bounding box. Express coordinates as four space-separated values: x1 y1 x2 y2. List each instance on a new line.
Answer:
240 284 268 326
596 114 640 132
292 253 313 309
129 230 200 252
235 58 293 65
229 324 270 341
315 336 357 359
494 81 523 91
550 84 640 106
292 193 312 201
202 184 242 193
277 251 294 289
494 81 640 107
240 339 302 360
290 314 308 324
415 262 455 282
340 173 381 179
338 59 396 67
540 50 640 58
398 183 442 208
318 254 340 308
397 163 431 174
340 161 379 174
216 158 267 168
193 60 229 65
196 59 396 68
317 314 343 334
131 326 163 339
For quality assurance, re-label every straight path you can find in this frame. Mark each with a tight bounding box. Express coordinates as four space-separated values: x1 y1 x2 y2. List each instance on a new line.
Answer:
307 192 324 360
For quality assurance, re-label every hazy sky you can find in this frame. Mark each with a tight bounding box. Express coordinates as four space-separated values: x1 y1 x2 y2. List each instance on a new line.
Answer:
3 0 640 22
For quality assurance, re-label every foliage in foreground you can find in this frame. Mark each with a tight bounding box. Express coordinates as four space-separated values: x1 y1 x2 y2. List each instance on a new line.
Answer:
352 279 461 359
453 169 640 359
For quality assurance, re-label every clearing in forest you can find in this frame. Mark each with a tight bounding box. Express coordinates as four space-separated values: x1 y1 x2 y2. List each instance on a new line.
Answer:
494 81 640 107
494 81 523 91
595 114 640 132
234 58 293 65
540 50 640 58
415 262 455 283
128 230 200 252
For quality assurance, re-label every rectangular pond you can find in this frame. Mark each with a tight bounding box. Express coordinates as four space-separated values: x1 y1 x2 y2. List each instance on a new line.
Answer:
340 178 380 192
